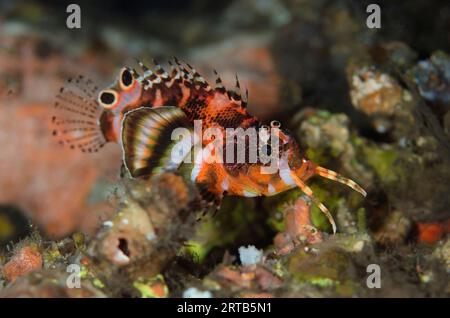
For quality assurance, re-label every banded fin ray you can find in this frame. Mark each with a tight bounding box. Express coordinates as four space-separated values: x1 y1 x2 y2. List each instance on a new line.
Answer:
196 183 223 220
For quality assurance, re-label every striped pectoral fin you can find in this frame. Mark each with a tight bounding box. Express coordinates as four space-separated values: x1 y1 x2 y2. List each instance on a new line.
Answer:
315 166 367 197
291 172 337 234
121 106 193 178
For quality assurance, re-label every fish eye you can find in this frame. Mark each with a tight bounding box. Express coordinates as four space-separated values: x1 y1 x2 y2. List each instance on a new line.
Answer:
98 89 119 109
120 68 134 90
271 120 281 128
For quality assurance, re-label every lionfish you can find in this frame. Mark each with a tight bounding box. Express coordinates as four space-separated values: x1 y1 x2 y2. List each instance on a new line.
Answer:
51 58 366 233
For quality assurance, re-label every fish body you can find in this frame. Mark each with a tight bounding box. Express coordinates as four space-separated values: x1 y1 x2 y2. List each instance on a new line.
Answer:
52 59 366 232
99 61 256 143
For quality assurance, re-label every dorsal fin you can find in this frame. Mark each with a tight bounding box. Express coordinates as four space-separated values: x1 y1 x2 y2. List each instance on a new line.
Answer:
226 74 243 104
169 58 183 83
166 60 182 88
130 58 251 125
130 68 139 79
152 59 170 80
186 63 211 91
135 60 160 90
174 57 194 86
213 69 226 93
181 65 194 82
122 106 194 177
243 87 249 108
137 60 149 72
136 60 157 83
235 74 241 90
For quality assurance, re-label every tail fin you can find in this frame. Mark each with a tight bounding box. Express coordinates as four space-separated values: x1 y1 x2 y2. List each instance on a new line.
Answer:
121 106 193 178
51 75 107 153
315 166 367 197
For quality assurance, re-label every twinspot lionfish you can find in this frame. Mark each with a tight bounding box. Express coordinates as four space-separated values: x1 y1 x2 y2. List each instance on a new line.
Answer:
51 58 366 233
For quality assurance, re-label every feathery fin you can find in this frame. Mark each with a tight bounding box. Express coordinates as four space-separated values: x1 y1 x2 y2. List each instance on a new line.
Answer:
242 87 249 108
196 183 223 220
51 75 106 153
213 69 226 93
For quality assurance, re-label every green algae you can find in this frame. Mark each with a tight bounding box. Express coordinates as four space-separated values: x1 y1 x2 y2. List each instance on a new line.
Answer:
182 197 259 263
306 148 329 166
133 275 168 298
363 146 404 185
288 248 348 287
309 182 343 233
287 236 370 296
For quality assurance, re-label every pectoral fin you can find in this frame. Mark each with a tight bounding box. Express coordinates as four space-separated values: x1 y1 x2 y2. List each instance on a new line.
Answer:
121 106 193 177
